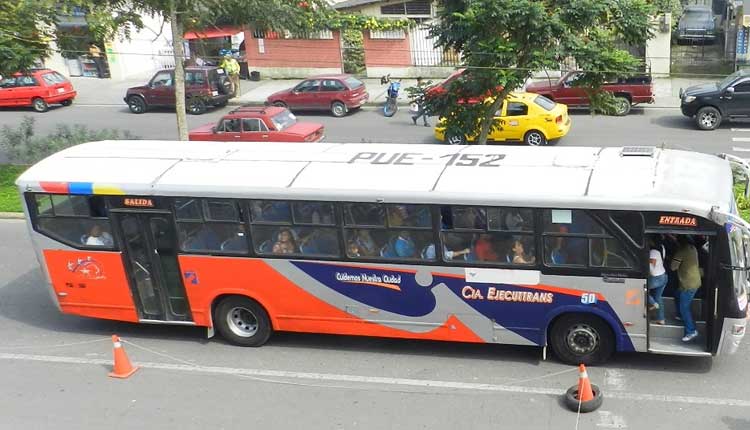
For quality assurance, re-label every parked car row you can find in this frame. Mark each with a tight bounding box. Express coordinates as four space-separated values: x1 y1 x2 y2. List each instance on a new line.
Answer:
7 63 747 140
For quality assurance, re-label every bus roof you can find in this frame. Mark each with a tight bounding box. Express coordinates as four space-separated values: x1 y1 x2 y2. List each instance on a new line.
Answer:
16 141 734 218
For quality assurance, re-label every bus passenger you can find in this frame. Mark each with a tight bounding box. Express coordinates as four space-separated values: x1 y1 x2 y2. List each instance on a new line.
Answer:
85 224 113 247
347 241 362 258
272 228 297 254
354 230 377 256
394 231 416 257
475 234 499 261
647 236 667 325
670 236 701 342
511 239 535 265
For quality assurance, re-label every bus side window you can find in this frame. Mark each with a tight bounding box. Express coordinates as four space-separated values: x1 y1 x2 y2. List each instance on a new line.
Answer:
31 193 115 250
542 209 633 269
175 198 248 254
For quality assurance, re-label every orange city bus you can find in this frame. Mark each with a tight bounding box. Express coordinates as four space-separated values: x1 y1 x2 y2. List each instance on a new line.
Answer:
16 141 750 364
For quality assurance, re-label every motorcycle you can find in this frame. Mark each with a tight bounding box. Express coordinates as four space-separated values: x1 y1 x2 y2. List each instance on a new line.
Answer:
381 75 401 117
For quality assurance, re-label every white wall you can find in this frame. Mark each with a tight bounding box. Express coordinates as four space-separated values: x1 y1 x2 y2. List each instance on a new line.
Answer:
108 13 173 81
646 13 672 77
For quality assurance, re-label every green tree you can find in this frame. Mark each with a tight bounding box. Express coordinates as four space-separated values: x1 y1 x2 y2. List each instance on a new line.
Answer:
426 0 655 145
0 1 57 76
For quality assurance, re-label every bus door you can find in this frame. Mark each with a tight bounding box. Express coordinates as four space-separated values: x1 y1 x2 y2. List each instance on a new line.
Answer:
112 211 192 322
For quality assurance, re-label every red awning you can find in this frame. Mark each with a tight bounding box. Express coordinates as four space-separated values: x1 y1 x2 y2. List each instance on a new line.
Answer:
183 27 243 40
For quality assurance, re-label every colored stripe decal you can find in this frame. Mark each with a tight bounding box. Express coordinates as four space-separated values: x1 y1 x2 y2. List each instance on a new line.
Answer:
68 182 93 195
92 184 125 195
39 182 69 194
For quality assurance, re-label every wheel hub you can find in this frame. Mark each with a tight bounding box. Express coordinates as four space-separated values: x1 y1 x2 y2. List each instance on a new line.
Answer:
227 306 259 338
566 324 599 355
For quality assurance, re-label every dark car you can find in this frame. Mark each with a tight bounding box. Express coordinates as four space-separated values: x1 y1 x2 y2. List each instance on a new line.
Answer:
0 69 76 112
680 69 750 130
265 74 368 117
677 5 716 44
124 67 232 115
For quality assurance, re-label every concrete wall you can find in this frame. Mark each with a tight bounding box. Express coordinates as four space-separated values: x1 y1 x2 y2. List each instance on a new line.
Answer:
646 13 672 76
109 14 173 81
244 30 343 76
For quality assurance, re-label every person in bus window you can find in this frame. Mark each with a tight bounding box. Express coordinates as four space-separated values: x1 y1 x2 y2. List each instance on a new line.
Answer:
272 228 297 254
388 205 408 227
394 231 416 257
511 239 535 265
85 224 113 247
475 233 499 262
647 236 667 325
670 235 701 342
354 229 377 256
347 241 362 258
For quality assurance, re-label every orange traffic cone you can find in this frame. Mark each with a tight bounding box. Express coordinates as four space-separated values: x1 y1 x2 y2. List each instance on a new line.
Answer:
577 364 594 402
563 363 603 413
108 335 139 379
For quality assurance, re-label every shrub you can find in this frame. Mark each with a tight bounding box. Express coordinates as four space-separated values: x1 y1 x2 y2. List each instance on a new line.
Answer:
0 116 138 164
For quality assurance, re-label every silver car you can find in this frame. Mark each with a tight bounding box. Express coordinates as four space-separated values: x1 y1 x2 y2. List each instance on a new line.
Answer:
677 5 716 43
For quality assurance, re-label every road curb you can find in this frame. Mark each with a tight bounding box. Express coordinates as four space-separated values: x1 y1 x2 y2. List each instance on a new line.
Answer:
0 212 24 219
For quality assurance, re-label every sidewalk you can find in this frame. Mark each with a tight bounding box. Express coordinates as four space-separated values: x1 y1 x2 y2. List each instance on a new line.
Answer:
70 74 715 110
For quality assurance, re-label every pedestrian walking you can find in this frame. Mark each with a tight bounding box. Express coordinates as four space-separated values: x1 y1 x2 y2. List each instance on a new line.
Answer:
410 77 431 127
88 42 105 78
220 54 241 98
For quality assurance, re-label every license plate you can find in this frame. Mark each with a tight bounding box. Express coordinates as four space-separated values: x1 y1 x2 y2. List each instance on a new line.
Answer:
57 88 65 93
212 91 219 96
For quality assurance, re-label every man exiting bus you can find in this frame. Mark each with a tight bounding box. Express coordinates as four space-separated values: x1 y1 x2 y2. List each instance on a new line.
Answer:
670 236 701 342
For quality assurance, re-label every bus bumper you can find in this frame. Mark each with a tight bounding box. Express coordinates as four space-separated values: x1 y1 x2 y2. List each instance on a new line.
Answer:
718 316 747 355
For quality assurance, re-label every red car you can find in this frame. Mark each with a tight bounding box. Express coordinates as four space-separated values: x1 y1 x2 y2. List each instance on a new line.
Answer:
426 68 504 104
525 71 654 116
189 106 325 142
266 74 368 117
0 69 76 112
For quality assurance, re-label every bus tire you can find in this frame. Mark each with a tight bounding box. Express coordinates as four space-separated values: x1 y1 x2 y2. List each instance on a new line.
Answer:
550 313 614 365
214 296 272 347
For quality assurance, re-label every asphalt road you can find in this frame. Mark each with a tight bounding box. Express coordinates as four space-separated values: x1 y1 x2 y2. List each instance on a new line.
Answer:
2 102 750 429
2 103 750 162
1 219 750 430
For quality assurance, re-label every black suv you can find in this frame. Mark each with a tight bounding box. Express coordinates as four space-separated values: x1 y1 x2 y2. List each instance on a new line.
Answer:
680 69 750 130
124 67 232 115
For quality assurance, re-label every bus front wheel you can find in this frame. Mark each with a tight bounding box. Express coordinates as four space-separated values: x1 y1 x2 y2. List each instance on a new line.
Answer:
214 296 272 347
550 313 614 365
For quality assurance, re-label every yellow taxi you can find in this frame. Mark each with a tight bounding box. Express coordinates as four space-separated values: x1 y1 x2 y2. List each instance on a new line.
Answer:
434 92 571 145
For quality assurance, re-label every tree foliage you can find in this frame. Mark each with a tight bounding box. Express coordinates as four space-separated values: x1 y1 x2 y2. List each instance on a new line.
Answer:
426 0 655 145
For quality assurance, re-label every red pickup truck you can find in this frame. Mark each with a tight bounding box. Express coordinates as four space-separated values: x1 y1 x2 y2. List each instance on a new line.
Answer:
525 71 654 116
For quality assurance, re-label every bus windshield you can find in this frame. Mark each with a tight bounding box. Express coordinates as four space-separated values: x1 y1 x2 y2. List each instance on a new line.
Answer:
728 225 749 309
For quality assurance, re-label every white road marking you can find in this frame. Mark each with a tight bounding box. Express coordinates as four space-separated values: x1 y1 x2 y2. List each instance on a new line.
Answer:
732 138 750 143
597 411 627 428
1 352 750 407
731 146 750 152
731 128 750 132
603 369 627 391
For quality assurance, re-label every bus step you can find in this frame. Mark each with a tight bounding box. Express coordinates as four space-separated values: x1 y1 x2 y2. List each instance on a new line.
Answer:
648 335 710 356
649 320 705 338
659 297 704 321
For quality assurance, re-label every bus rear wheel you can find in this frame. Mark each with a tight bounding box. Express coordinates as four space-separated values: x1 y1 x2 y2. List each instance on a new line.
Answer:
214 296 272 347
550 313 614 365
